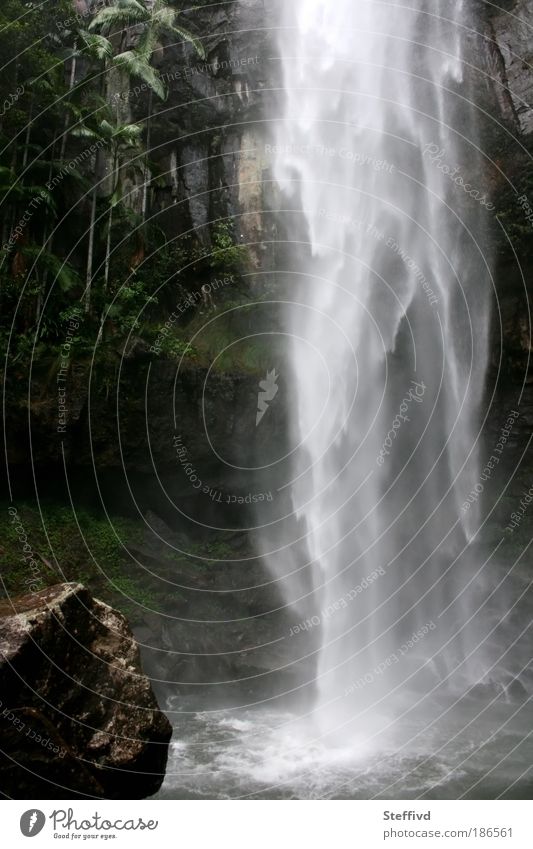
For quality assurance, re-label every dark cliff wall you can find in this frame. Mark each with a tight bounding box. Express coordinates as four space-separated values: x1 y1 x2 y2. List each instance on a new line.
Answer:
5 0 532 504
122 0 281 276
477 2 533 522
4 0 288 491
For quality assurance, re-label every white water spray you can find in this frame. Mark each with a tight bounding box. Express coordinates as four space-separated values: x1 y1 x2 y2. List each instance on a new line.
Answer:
159 3 533 799
272 0 492 738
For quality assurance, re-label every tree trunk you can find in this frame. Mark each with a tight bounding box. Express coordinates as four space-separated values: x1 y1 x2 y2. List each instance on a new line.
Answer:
85 185 97 313
37 133 58 324
104 202 113 289
141 90 153 230
104 150 118 290
59 42 78 164
21 93 34 170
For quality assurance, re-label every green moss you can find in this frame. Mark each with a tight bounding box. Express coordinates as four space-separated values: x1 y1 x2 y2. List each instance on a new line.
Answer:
0 502 156 617
188 540 235 561
0 502 242 620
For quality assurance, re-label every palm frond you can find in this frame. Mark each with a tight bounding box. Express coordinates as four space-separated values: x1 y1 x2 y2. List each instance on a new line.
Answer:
113 122 143 145
170 23 206 59
113 50 166 99
153 7 176 30
99 119 116 139
71 125 99 140
23 247 81 292
89 1 147 33
136 27 158 60
80 31 114 61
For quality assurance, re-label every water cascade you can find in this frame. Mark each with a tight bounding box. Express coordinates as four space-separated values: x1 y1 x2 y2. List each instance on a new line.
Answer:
271 0 495 742
160 1 533 799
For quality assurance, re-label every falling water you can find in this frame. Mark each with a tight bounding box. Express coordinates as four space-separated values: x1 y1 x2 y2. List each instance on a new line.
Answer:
271 0 496 740
160 1 533 799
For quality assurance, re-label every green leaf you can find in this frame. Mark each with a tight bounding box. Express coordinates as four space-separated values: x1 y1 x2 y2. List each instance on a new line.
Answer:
99 119 115 139
170 24 206 59
22 247 80 292
113 50 166 100
110 184 123 206
89 1 147 33
71 125 101 141
80 31 114 61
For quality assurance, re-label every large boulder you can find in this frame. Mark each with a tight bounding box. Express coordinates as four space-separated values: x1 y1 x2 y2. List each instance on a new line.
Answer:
0 583 172 799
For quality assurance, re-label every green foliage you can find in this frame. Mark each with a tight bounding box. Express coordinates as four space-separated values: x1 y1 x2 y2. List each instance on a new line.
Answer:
114 50 167 100
0 502 158 615
134 223 249 299
101 275 158 334
90 0 206 63
189 540 235 560
155 333 198 360
0 502 236 618
0 0 252 381
211 220 250 274
21 247 81 292
90 0 205 100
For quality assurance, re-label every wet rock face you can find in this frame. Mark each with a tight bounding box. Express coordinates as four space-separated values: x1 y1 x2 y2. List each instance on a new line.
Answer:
489 0 533 136
141 0 279 265
78 1 278 267
9 357 288 493
0 583 172 799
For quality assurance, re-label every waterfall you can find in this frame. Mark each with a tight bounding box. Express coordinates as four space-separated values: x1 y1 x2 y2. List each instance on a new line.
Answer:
157 2 533 800
271 0 492 740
